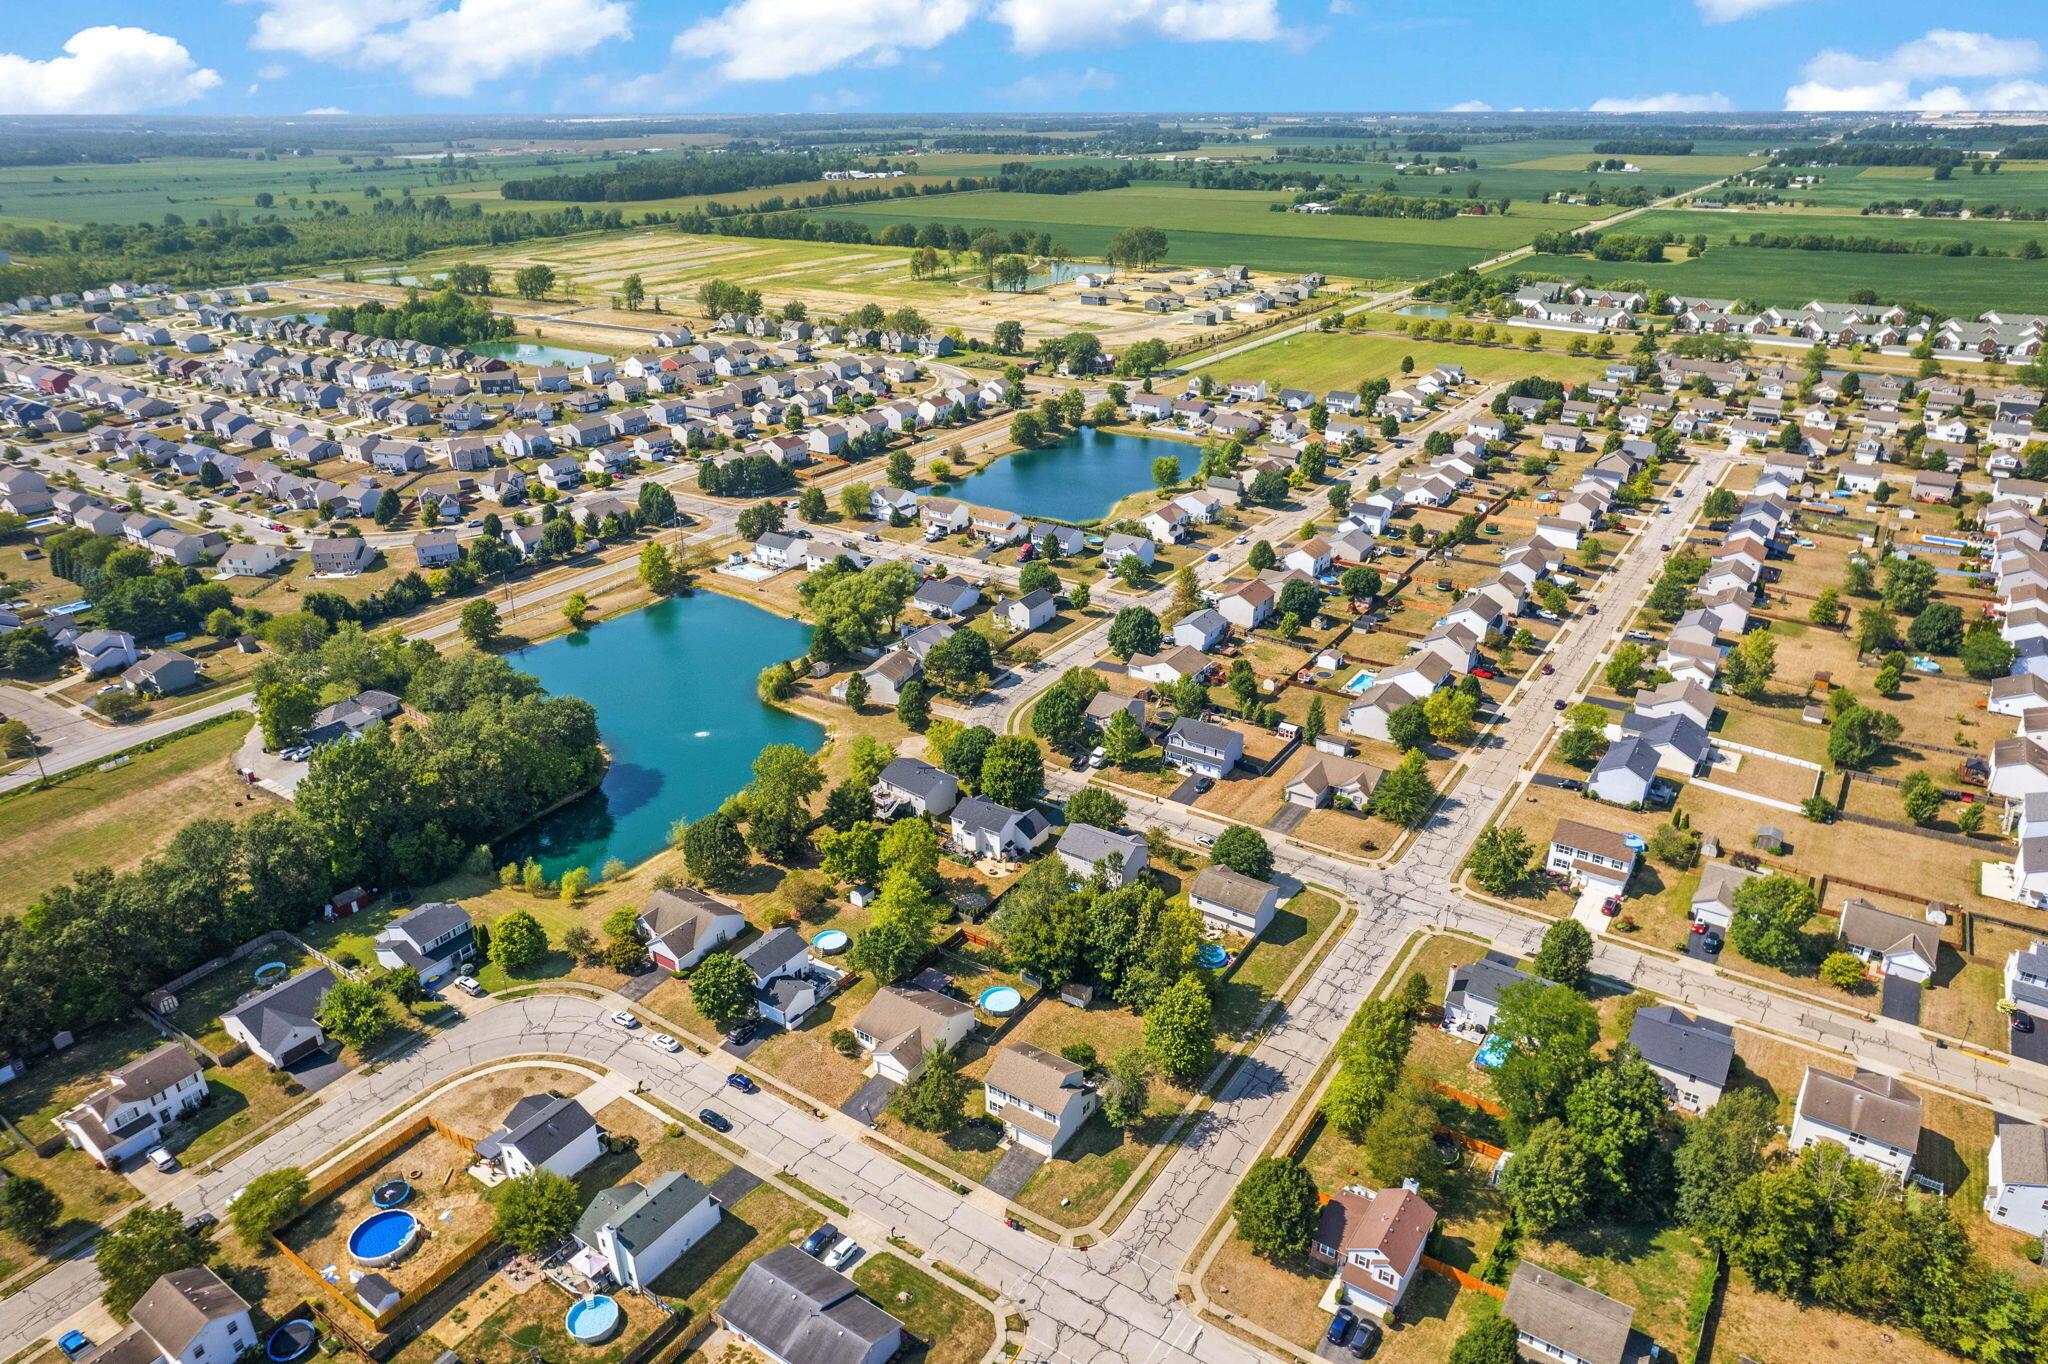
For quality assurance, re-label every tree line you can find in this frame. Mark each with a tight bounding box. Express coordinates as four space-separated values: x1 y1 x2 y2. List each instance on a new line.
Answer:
323 287 513 346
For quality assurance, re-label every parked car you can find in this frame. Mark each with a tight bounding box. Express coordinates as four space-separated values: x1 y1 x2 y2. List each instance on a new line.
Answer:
1540 663 1555 675
1601 897 1622 917
800 1224 839 1257
725 1018 759 1045
1195 834 1216 847
1553 698 1568 710
2014 1012 2035 1034
1347 1317 1382 1358
1327 1309 1356 1346
697 1108 732 1134
146 1147 179 1174
648 1033 681 1054
186 1211 217 1234
1471 666 1495 679
58 1334 92 1361
824 1238 862 1270
726 1072 757 1093
1702 932 1723 954
607 1010 639 1030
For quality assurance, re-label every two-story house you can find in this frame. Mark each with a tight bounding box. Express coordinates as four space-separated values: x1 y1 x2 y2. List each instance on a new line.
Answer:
1627 1006 1734 1114
1187 864 1281 938
984 1043 1097 1158
950 796 1053 862
57 1043 207 1168
1790 1067 1923 1180
477 1094 603 1180
372 901 474 985
1442 952 1534 1039
573 1173 721 1293
1162 717 1242 781
1985 1116 2048 1238
736 927 843 1029
1308 1184 1435 1318
1543 818 1641 900
97 1267 254 1364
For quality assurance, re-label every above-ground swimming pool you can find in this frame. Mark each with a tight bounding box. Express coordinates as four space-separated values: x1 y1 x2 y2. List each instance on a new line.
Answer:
812 929 849 954
1197 943 1229 970
977 986 1022 1015
347 1209 420 1266
565 1295 622 1344
253 961 289 987
371 1178 412 1209
1342 670 1378 695
264 1321 318 1363
1474 1034 1512 1070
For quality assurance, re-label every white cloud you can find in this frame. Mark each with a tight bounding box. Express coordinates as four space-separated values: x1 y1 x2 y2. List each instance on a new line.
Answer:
0 26 220 113
674 0 974 81
999 66 1118 104
1445 100 1492 113
992 0 1281 54
1588 91 1734 114
304 106 349 115
249 0 631 98
1695 0 1805 22
1786 28 2047 110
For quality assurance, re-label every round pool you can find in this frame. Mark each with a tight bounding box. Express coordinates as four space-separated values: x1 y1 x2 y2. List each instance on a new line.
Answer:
372 1178 412 1209
812 929 849 954
564 1295 622 1344
347 1209 420 1266
1196 943 1229 970
252 961 289 987
264 1321 318 1363
977 986 1022 1015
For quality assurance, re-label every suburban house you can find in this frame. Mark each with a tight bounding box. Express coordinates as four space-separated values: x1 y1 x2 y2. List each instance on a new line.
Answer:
984 1042 1098 1157
1691 861 1761 931
93 1268 254 1364
1502 1262 1635 1364
717 1246 903 1364
1283 754 1382 809
1544 818 1641 899
1588 735 1660 807
2004 939 2048 1020
1163 717 1243 781
736 927 842 1029
1836 898 1939 983
851 987 975 1084
1055 823 1149 887
75 629 140 675
872 756 960 819
1442 952 1533 1038
1308 1185 1436 1318
1187 864 1282 938
305 689 402 746
121 651 199 696
836 648 922 707
372 901 475 985
1984 1116 2048 1238
477 1094 603 1180
1128 645 1212 686
913 577 981 620
1790 1067 1923 1179
56 1043 207 1168
308 538 379 577
1627 1006 1735 1114
950 796 1053 862
218 544 289 577
572 1172 721 1293
638 887 748 973
220 966 334 1068
1173 608 1230 652
996 588 1057 633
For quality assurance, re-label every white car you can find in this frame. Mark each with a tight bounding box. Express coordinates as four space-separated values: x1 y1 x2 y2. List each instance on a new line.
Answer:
824 1237 862 1271
145 1147 179 1174
607 1010 639 1030
453 975 483 997
1195 834 1216 847
648 1033 682 1054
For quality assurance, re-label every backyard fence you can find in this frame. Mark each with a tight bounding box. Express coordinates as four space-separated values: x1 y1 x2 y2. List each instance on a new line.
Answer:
1421 1256 1505 1300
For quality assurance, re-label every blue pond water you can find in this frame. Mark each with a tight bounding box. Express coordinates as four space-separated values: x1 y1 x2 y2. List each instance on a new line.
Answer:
935 426 1192 523
469 340 613 368
984 261 1092 291
499 592 820 880
1396 303 1452 318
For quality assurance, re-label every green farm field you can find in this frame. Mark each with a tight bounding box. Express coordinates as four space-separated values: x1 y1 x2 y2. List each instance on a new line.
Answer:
1761 160 2048 213
1628 207 2048 254
1192 331 1613 389
1517 245 2048 316
816 186 1600 279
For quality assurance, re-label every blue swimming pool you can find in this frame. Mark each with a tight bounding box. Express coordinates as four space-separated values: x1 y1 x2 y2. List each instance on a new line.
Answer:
565 1296 621 1344
347 1209 419 1266
1342 669 1379 695
1475 1034 1512 1070
978 986 1022 1015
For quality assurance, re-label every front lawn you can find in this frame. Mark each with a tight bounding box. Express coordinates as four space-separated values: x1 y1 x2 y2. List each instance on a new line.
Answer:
851 1253 995 1364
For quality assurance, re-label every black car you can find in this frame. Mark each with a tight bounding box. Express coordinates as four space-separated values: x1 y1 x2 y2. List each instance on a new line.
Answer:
2015 1012 2036 1034
1347 1316 1382 1358
186 1211 218 1234
725 1019 759 1046
800 1223 839 1257
697 1108 733 1134
1553 698 1568 710
1702 931 1724 954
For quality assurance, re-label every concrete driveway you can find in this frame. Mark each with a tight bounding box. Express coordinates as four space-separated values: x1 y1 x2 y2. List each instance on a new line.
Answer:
1880 974 1923 1026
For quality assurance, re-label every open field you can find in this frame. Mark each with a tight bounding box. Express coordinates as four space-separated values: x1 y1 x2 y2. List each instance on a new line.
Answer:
1516 245 2048 316
817 187 1604 280
0 717 260 915
1199 330 1613 389
1758 160 2048 214
1629 206 2048 255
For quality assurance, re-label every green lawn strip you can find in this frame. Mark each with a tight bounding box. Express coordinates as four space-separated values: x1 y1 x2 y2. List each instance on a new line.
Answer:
852 1253 997 1364
646 1183 815 1316
777 1172 851 1217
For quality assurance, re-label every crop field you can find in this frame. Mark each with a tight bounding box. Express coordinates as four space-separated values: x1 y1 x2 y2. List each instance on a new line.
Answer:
816 186 1600 279
0 150 640 228
1628 207 2048 254
1763 160 2048 213
1194 331 1614 389
1517 244 2048 316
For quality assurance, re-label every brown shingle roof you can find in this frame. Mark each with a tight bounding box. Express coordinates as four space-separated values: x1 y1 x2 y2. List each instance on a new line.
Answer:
1797 1067 1923 1151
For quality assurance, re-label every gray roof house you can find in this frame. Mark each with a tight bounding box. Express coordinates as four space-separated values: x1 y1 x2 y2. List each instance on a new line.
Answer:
1791 1067 1923 1179
1442 951 1533 1037
1188 864 1281 937
1589 735 1660 807
101 1267 254 1364
1503 1262 1634 1364
1163 717 1243 781
574 1172 721 1293
1055 823 1148 888
305 688 401 746
476 1094 603 1180
221 966 335 1067
121 651 199 696
873 756 959 818
1628 1005 1735 1113
308 538 379 576
1691 861 1760 930
638 886 747 973
373 901 474 983
951 796 1052 862
913 577 981 619
718 1245 903 1364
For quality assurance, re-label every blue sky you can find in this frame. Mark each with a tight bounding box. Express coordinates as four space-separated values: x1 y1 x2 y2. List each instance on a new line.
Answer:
0 1 2043 118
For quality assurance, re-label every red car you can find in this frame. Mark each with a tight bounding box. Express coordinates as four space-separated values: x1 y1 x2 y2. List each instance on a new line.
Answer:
1601 896 1622 917
1470 667 1496 679
1540 663 1555 675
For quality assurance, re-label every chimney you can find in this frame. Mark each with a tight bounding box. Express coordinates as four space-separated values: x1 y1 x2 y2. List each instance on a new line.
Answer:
1401 1177 1420 1194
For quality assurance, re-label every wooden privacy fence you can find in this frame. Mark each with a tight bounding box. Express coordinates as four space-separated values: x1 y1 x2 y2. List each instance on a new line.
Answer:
1418 1076 1503 1117
1422 1256 1505 1299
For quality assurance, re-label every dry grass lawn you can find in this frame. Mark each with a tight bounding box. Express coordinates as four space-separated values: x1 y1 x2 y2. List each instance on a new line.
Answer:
280 1127 492 1297
432 1068 593 1141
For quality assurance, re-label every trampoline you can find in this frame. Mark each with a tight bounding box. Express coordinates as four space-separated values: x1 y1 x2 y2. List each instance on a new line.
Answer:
371 1178 412 1209
565 1296 622 1345
347 1209 419 1267
977 986 1022 1015
264 1321 318 1363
